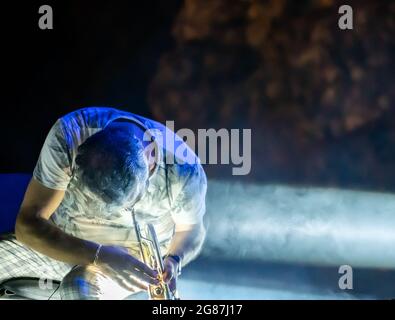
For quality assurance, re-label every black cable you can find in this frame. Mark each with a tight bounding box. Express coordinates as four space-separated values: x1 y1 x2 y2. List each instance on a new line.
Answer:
47 282 61 300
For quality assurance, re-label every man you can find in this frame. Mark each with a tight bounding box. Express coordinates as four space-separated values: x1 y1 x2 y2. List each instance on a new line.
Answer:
0 107 207 299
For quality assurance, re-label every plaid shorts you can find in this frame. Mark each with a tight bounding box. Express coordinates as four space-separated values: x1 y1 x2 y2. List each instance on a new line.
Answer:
0 235 146 300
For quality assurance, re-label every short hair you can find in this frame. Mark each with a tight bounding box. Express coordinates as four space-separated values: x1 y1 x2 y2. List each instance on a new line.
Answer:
75 122 149 206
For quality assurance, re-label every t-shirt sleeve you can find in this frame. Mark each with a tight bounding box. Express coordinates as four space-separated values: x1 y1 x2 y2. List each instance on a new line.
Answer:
170 164 207 225
33 119 72 190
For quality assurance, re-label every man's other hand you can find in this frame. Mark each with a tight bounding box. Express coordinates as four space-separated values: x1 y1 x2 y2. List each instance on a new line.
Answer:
163 256 180 293
96 245 159 291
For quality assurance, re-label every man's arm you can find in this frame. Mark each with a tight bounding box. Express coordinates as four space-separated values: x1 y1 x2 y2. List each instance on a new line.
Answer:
167 223 206 266
162 222 206 289
15 178 100 265
15 178 159 289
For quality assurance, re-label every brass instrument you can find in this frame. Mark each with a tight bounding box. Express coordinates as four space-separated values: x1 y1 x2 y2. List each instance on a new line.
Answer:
132 211 179 300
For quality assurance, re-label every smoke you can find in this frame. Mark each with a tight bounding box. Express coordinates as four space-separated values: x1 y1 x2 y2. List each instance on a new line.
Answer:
201 180 395 269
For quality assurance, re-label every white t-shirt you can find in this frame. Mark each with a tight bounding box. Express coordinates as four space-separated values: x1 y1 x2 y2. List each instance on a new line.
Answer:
33 107 207 255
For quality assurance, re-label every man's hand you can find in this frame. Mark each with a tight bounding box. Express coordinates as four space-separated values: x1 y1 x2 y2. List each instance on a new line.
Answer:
163 256 180 293
96 245 160 291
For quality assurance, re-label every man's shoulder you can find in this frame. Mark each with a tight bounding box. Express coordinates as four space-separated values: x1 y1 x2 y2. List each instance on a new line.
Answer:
59 107 163 136
58 107 142 147
165 160 207 194
60 106 127 126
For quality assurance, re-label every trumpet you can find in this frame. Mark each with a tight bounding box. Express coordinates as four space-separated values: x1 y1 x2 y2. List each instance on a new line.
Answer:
132 210 179 300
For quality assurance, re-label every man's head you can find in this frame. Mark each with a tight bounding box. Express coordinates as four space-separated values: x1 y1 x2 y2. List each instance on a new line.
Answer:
75 122 149 207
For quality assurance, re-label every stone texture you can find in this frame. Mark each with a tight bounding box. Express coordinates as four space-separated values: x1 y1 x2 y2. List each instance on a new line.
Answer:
149 0 395 190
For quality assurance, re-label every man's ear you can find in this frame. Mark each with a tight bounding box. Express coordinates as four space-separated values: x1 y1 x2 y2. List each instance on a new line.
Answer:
144 141 157 173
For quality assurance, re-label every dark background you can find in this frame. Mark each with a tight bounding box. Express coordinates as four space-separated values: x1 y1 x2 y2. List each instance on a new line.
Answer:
2 0 183 172
2 0 395 192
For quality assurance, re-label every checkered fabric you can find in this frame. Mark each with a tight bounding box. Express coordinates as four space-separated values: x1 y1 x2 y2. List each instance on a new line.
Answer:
0 235 72 284
0 235 146 300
